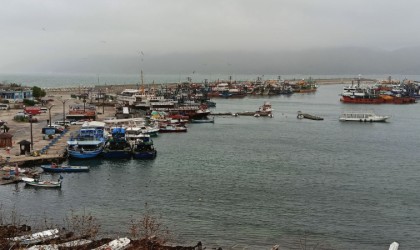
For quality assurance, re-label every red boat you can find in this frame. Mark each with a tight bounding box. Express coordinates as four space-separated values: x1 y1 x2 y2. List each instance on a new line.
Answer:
341 95 416 104
380 95 416 104
340 96 384 104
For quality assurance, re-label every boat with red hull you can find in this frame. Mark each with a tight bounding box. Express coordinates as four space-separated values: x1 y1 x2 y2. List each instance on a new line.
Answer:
341 95 416 104
340 96 384 104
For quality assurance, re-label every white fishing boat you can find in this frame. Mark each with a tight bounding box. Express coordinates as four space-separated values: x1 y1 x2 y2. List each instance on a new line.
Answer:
93 237 131 250
8 228 59 245
22 176 63 188
339 111 390 122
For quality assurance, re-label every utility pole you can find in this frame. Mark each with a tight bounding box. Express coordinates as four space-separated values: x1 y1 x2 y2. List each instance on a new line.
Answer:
29 114 33 150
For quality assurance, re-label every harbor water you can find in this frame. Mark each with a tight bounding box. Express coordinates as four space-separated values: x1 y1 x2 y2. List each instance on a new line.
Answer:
1 84 420 249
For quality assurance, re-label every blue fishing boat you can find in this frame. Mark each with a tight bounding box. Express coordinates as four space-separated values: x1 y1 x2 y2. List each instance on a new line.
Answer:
41 163 90 173
132 134 157 160
67 121 107 159
102 127 132 159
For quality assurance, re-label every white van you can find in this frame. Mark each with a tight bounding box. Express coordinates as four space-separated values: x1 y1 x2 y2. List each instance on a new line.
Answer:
40 107 48 113
54 120 71 126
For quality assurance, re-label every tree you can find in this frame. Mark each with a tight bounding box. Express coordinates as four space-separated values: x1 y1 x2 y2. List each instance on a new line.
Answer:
32 86 46 99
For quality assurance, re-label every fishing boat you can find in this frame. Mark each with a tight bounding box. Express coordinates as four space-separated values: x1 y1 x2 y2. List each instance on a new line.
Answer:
102 127 132 159
255 101 274 117
8 229 59 245
41 163 90 173
132 134 157 160
22 176 63 188
159 124 187 133
67 121 107 159
339 111 390 122
92 237 131 250
191 117 215 123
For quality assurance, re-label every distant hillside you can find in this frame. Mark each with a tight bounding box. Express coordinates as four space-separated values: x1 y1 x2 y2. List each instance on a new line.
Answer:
5 47 420 75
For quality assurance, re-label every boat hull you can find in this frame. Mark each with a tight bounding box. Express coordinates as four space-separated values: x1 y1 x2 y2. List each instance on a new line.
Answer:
41 165 90 173
340 96 384 104
132 150 157 159
159 129 187 133
102 150 132 159
191 119 214 123
68 148 103 159
25 181 61 188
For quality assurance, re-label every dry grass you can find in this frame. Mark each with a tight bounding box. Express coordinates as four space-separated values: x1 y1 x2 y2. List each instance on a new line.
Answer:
128 203 173 249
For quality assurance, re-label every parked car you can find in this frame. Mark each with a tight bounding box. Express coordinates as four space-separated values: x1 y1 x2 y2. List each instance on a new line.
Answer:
70 120 86 125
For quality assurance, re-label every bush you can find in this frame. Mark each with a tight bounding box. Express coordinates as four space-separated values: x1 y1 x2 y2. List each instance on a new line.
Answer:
128 204 172 248
23 99 36 106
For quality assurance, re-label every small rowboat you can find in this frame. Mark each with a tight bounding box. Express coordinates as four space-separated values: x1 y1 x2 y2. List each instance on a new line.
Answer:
22 176 62 188
41 164 90 173
191 118 215 123
93 237 131 250
9 229 59 245
27 239 93 250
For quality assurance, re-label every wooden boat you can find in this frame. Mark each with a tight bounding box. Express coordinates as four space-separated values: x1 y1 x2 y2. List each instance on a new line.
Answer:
339 111 390 122
93 237 131 250
8 228 59 245
191 118 215 123
297 111 323 120
22 176 63 188
41 164 90 173
27 239 93 250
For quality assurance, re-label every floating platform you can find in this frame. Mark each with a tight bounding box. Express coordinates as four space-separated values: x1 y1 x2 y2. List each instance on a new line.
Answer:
297 111 324 120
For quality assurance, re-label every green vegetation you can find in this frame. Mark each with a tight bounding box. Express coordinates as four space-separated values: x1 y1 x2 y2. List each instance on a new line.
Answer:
32 86 46 99
23 99 36 106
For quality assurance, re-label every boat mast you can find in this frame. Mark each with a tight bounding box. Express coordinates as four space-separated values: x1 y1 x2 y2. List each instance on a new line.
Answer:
141 70 144 95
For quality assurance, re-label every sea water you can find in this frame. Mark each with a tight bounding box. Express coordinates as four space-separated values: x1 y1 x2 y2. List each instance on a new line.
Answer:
1 80 420 249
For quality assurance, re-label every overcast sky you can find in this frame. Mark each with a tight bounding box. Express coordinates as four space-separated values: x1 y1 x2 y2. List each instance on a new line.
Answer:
1 0 419 74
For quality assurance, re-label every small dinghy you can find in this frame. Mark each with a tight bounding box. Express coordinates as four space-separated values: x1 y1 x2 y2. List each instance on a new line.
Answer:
8 228 59 245
93 237 131 250
27 239 93 250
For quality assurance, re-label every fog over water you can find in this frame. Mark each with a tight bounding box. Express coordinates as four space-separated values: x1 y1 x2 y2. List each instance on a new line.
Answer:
1 1 420 75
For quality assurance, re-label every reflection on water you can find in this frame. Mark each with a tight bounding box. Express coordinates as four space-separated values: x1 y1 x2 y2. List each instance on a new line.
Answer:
1 84 420 249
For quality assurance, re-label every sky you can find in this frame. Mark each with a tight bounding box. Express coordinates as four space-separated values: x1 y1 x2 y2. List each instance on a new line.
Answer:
1 0 420 74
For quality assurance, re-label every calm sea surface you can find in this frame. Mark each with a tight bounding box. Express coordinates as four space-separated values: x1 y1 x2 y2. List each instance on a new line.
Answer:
1 76 420 249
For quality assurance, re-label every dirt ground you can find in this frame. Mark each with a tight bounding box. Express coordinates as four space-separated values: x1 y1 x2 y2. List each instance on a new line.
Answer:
0 92 115 165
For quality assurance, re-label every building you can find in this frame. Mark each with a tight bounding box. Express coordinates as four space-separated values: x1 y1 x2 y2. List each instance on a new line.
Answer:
0 89 33 103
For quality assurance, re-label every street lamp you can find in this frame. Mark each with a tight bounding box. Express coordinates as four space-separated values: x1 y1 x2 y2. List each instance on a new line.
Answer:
59 97 69 124
29 114 33 150
47 104 55 127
